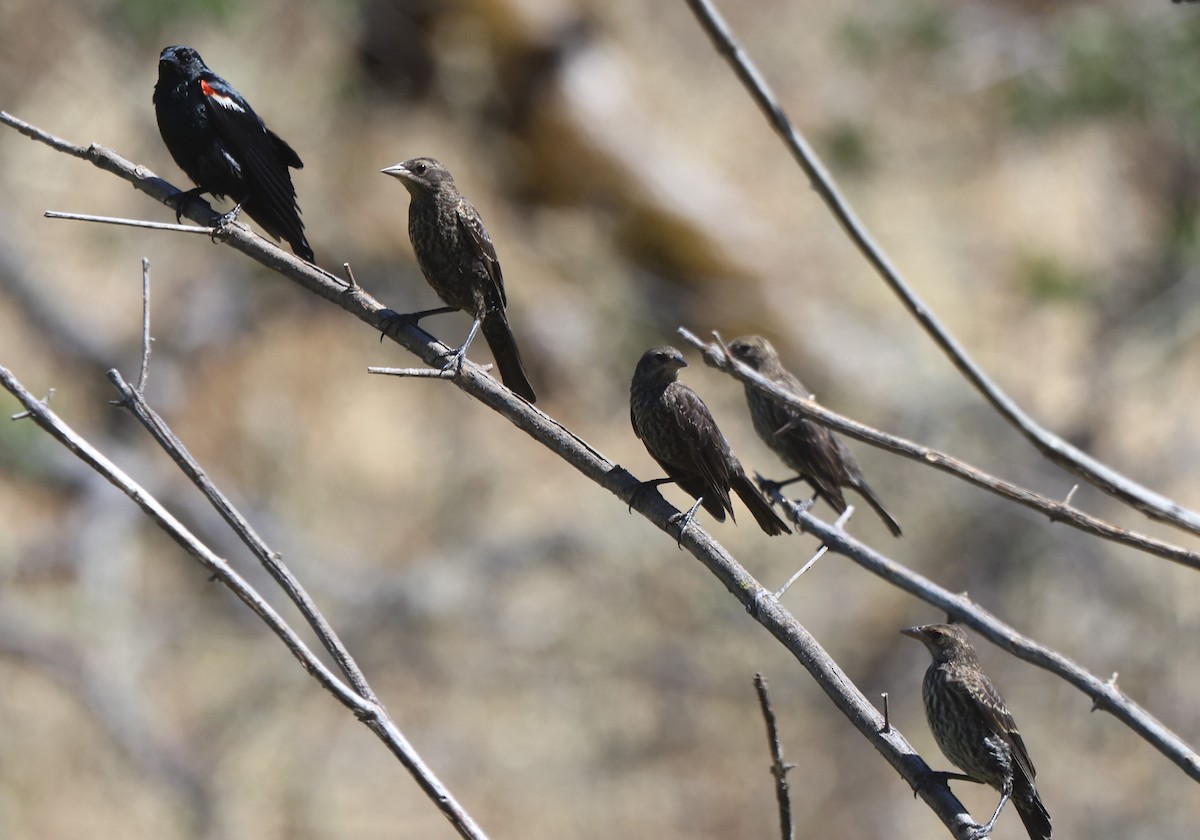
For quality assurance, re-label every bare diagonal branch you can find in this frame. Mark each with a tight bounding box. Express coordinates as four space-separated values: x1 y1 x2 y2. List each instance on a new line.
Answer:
765 489 1200 783
678 0 1200 538
677 328 1200 572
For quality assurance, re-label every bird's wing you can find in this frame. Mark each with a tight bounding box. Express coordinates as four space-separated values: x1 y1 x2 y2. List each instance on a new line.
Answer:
199 74 300 218
780 419 851 508
974 674 1038 783
667 386 735 509
456 201 507 308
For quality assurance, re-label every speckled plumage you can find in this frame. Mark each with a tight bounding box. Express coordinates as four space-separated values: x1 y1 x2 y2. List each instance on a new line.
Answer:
727 335 901 536
630 346 789 536
383 157 535 402
903 624 1051 840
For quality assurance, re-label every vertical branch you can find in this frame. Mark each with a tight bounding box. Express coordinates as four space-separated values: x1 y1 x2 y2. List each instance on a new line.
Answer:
754 673 794 840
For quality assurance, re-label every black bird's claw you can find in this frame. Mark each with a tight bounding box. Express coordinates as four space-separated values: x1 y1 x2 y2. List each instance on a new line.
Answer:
913 769 982 798
165 187 207 224
218 202 244 227
668 498 703 549
439 343 469 374
627 480 662 514
378 310 416 341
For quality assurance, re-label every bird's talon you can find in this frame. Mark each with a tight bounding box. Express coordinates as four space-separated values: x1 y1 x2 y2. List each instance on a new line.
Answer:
217 202 244 228
668 498 703 548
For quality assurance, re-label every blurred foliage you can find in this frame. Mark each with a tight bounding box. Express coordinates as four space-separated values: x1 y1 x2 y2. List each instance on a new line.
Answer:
117 0 240 32
819 118 875 176
1016 251 1093 303
1007 7 1200 135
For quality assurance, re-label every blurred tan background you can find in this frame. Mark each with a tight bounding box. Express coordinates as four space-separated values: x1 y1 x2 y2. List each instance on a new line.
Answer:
1 0 1199 837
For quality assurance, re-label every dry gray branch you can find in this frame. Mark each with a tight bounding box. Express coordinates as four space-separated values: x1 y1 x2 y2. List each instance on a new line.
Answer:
0 366 491 840
677 328 1200 572
679 0 1200 538
761 485 1200 783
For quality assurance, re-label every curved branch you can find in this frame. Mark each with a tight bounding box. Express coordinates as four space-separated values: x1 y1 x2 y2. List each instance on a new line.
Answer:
677 1 1200 538
677 328 1200 572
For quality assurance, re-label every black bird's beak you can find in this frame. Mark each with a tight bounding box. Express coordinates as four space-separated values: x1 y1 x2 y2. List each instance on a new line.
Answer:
381 163 409 179
899 626 925 642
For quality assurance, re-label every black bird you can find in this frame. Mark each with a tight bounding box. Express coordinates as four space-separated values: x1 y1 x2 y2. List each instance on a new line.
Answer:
629 346 790 536
153 45 313 261
727 335 901 536
381 157 536 403
902 624 1052 840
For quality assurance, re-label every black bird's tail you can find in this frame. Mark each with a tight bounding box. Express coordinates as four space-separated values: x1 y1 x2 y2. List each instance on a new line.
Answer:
243 196 314 262
852 479 902 537
1014 785 1052 840
482 312 536 403
731 470 791 536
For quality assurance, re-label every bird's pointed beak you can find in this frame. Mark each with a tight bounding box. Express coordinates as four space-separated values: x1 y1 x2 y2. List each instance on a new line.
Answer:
381 163 409 179
899 626 925 641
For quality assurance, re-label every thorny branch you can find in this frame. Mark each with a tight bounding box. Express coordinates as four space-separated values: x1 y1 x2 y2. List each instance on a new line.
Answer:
680 0 1200 538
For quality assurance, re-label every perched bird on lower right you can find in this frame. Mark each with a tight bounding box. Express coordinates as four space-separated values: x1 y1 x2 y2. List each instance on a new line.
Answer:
901 623 1052 840
726 335 901 537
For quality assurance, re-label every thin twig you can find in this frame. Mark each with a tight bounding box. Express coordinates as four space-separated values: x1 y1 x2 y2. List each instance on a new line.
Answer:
0 365 490 840
753 674 794 840
678 1 1200 538
11 387 52 420
367 366 458 379
679 327 1200 573
45 210 214 234
774 503 853 598
138 258 151 393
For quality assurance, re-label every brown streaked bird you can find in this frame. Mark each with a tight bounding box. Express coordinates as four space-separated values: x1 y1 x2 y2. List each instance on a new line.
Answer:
727 335 901 537
902 623 1052 840
381 157 536 402
629 345 790 536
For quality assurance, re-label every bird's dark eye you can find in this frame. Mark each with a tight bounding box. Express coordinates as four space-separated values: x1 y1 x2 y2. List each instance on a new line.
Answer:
413 162 427 175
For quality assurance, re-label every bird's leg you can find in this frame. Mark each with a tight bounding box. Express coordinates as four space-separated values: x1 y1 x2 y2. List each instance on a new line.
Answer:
165 187 209 223
913 768 983 798
628 477 675 514
969 785 1011 839
378 306 458 341
757 473 803 498
441 316 483 372
218 198 246 227
668 498 704 548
